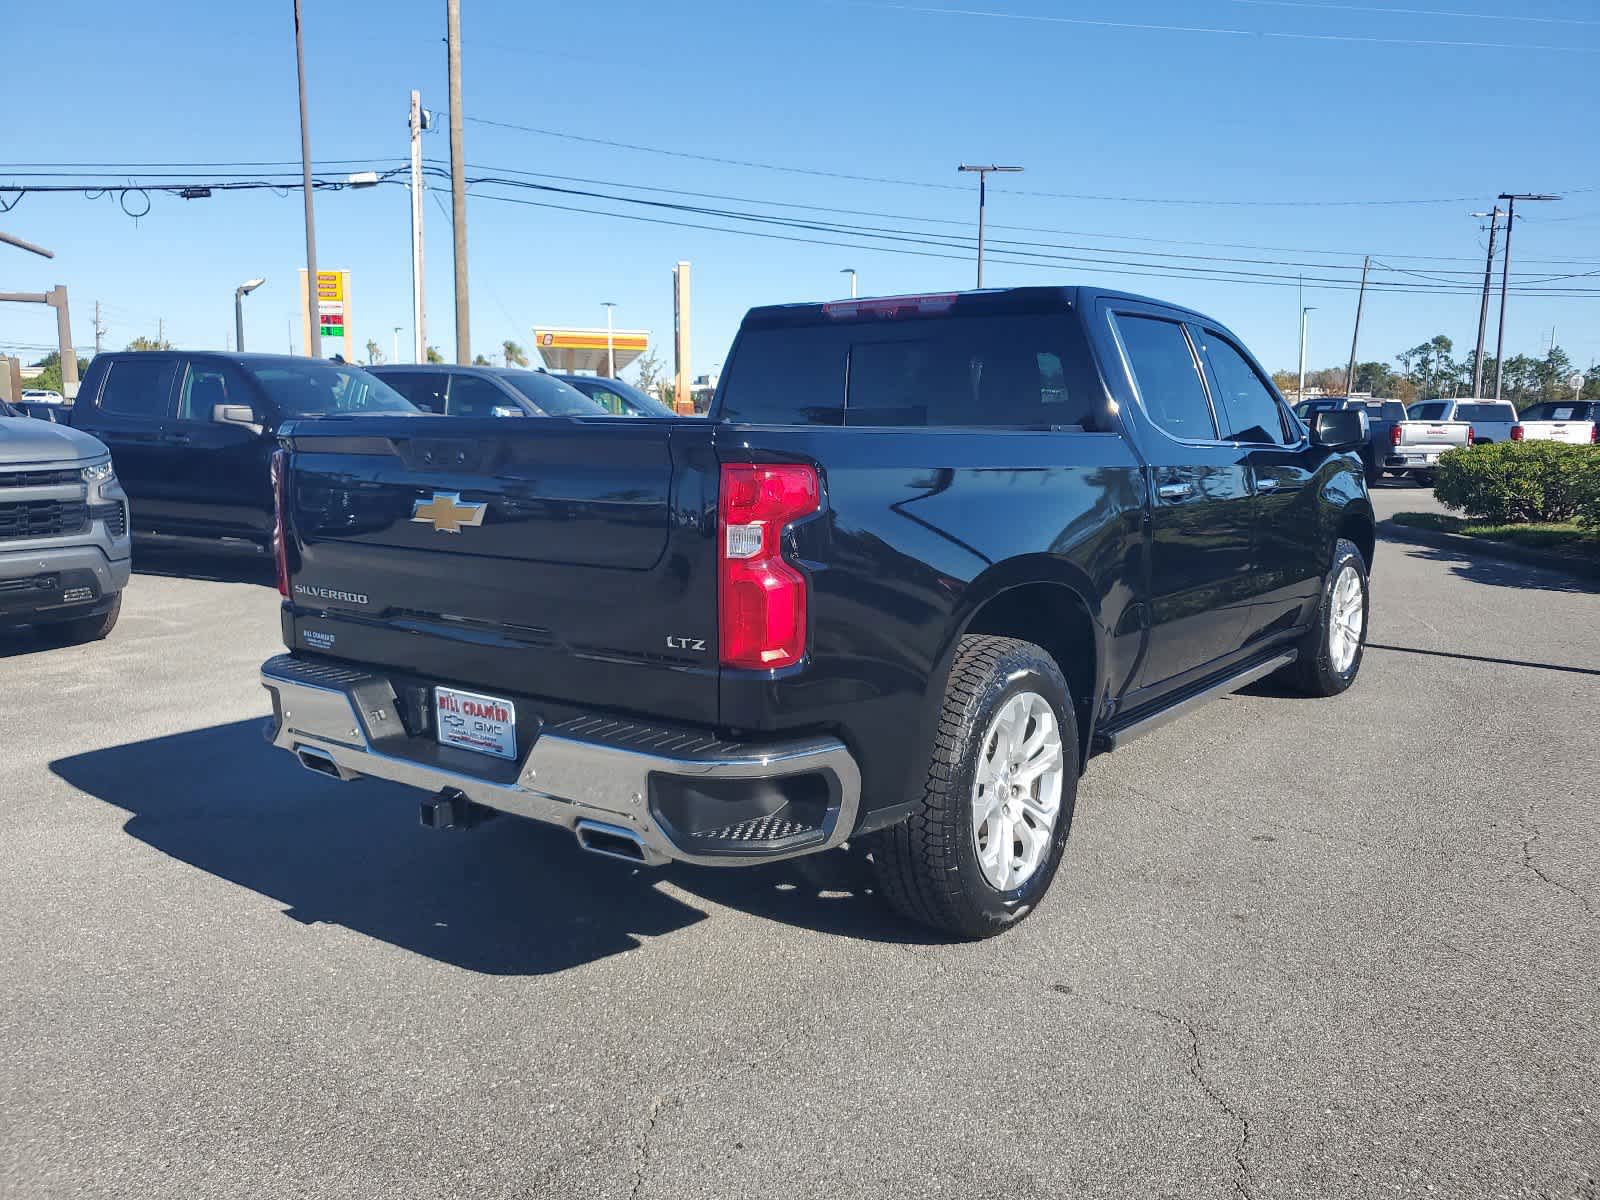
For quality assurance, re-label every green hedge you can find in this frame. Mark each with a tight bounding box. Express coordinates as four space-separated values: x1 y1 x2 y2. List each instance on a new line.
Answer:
1433 441 1600 527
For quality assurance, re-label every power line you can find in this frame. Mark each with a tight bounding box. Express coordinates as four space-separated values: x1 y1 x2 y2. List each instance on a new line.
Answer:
1228 0 1600 26
463 112 1596 208
853 1 1600 56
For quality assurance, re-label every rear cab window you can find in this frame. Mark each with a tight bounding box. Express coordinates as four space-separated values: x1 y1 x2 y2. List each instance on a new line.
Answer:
718 302 1107 431
378 372 447 413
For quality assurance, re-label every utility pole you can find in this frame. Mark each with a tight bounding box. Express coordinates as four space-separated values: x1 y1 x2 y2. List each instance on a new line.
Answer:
602 301 617 378
1469 208 1501 398
409 89 427 363
1298 305 1316 402
158 317 164 347
673 262 692 414
1345 256 1369 396
446 0 470 364
393 326 402 365
93 301 105 356
840 267 857 298
957 164 1023 289
1494 192 1560 400
293 0 321 358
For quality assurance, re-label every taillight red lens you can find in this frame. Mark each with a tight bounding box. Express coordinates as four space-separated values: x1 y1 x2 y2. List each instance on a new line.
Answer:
719 463 820 670
1466 425 1475 445
270 448 290 598
1389 423 1402 446
1591 425 1597 444
1510 424 1524 441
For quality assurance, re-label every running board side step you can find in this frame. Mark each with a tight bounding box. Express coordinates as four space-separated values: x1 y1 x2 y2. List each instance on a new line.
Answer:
1092 650 1297 753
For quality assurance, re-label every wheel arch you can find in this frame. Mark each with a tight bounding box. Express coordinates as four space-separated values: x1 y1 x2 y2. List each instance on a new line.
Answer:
935 558 1106 774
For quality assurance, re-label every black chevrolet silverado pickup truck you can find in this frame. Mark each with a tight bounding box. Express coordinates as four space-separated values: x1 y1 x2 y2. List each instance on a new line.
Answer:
261 287 1374 938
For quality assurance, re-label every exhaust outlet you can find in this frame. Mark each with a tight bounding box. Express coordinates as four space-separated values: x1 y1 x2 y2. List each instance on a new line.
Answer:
575 820 650 865
296 746 343 779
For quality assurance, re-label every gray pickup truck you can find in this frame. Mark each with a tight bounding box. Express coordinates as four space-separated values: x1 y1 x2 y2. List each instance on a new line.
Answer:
1 410 132 643
1295 396 1473 484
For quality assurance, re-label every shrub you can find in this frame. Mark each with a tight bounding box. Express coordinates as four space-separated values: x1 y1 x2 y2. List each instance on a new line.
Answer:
1433 441 1600 525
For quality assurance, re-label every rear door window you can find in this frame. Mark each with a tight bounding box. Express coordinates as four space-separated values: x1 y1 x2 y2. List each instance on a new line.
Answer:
1196 330 1290 445
1112 314 1218 442
379 372 447 413
98 357 177 420
1410 402 1447 421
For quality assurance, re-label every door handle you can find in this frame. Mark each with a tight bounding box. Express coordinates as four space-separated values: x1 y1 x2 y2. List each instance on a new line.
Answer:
1156 481 1194 501
1256 478 1279 493
165 433 192 446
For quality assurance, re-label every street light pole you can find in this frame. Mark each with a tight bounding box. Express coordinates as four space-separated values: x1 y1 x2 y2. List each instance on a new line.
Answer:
409 89 428 364
393 326 402 365
957 164 1023 289
840 267 857 298
1494 192 1560 400
292 0 320 358
234 278 265 352
446 0 471 364
1298 306 1317 402
602 302 617 378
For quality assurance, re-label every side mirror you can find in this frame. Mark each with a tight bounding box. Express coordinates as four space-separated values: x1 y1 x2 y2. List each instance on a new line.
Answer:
213 403 263 433
1311 409 1365 451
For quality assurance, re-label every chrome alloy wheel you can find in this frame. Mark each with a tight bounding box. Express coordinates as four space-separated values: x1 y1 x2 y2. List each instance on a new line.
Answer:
1328 563 1365 674
970 691 1065 891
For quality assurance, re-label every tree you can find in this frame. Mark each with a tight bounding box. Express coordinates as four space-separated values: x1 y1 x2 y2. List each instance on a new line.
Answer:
1270 369 1298 393
126 335 173 352
365 339 383 366
24 351 86 395
1354 361 1396 396
502 340 528 368
633 347 669 399
472 353 491 366
1397 334 1456 399
426 345 443 364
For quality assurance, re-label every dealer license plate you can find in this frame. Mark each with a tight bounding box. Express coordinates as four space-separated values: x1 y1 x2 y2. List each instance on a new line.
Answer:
434 686 517 760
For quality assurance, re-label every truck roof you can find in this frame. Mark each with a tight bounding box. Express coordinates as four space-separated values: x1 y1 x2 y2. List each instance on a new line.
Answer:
740 285 1212 329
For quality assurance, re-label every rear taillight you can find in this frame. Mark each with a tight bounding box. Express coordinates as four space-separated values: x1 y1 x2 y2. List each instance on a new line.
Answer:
1591 425 1598 444
1466 425 1475 445
718 463 820 670
1390 423 1403 446
1510 424 1524 441
270 448 290 598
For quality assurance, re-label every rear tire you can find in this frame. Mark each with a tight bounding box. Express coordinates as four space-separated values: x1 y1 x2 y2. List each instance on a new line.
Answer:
40 593 121 645
1277 540 1367 697
872 635 1078 939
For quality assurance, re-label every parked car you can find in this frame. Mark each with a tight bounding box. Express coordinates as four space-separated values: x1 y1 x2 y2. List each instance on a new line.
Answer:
69 352 417 554
1408 399 1518 443
1511 401 1598 445
1 406 131 643
552 373 675 417
260 285 1375 939
368 364 607 418
21 389 65 404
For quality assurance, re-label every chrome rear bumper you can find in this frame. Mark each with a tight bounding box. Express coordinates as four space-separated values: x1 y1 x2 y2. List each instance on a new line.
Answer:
259 653 861 867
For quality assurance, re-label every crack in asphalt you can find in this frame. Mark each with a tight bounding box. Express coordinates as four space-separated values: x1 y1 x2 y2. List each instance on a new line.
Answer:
1519 814 1597 920
630 1093 675 1200
1053 984 1256 1200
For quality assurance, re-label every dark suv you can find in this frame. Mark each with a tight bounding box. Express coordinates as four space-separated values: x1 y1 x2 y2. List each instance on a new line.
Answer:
70 352 415 553
368 365 605 418
552 373 674 417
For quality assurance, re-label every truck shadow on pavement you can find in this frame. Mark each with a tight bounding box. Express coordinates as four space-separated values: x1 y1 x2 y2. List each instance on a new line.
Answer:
50 719 923 976
1390 542 1600 596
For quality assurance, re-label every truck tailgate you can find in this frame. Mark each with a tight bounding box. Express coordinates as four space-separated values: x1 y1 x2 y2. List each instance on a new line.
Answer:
280 418 721 725
1517 420 1594 445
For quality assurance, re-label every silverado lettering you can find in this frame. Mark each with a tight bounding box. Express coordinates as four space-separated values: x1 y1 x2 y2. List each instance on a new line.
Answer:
261 286 1375 939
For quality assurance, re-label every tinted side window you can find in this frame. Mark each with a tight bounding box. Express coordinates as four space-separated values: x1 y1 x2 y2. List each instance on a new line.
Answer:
845 314 1101 430
1198 331 1289 445
1113 315 1216 442
99 358 176 419
448 375 516 418
380 373 447 413
718 326 848 426
176 362 253 421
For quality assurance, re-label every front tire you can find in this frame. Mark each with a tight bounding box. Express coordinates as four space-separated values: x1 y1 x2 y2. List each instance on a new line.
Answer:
40 593 122 645
1278 540 1368 697
873 635 1078 939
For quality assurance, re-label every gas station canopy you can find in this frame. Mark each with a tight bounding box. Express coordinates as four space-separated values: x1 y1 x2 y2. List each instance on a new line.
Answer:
532 327 650 376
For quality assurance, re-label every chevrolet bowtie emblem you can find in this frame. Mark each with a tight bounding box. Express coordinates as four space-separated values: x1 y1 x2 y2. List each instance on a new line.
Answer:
411 492 487 534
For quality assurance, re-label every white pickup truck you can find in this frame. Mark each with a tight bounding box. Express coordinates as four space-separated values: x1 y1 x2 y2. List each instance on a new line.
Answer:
1511 401 1598 446
1381 410 1474 483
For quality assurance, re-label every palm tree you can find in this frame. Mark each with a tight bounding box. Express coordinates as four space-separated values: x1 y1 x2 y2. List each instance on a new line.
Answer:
502 340 528 368
365 339 383 365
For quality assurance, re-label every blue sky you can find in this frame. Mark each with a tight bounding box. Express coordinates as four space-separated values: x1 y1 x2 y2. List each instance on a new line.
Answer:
6 0 1599 381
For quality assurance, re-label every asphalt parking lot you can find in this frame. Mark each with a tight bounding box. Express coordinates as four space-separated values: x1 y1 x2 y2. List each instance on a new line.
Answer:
2 508 1596 1200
